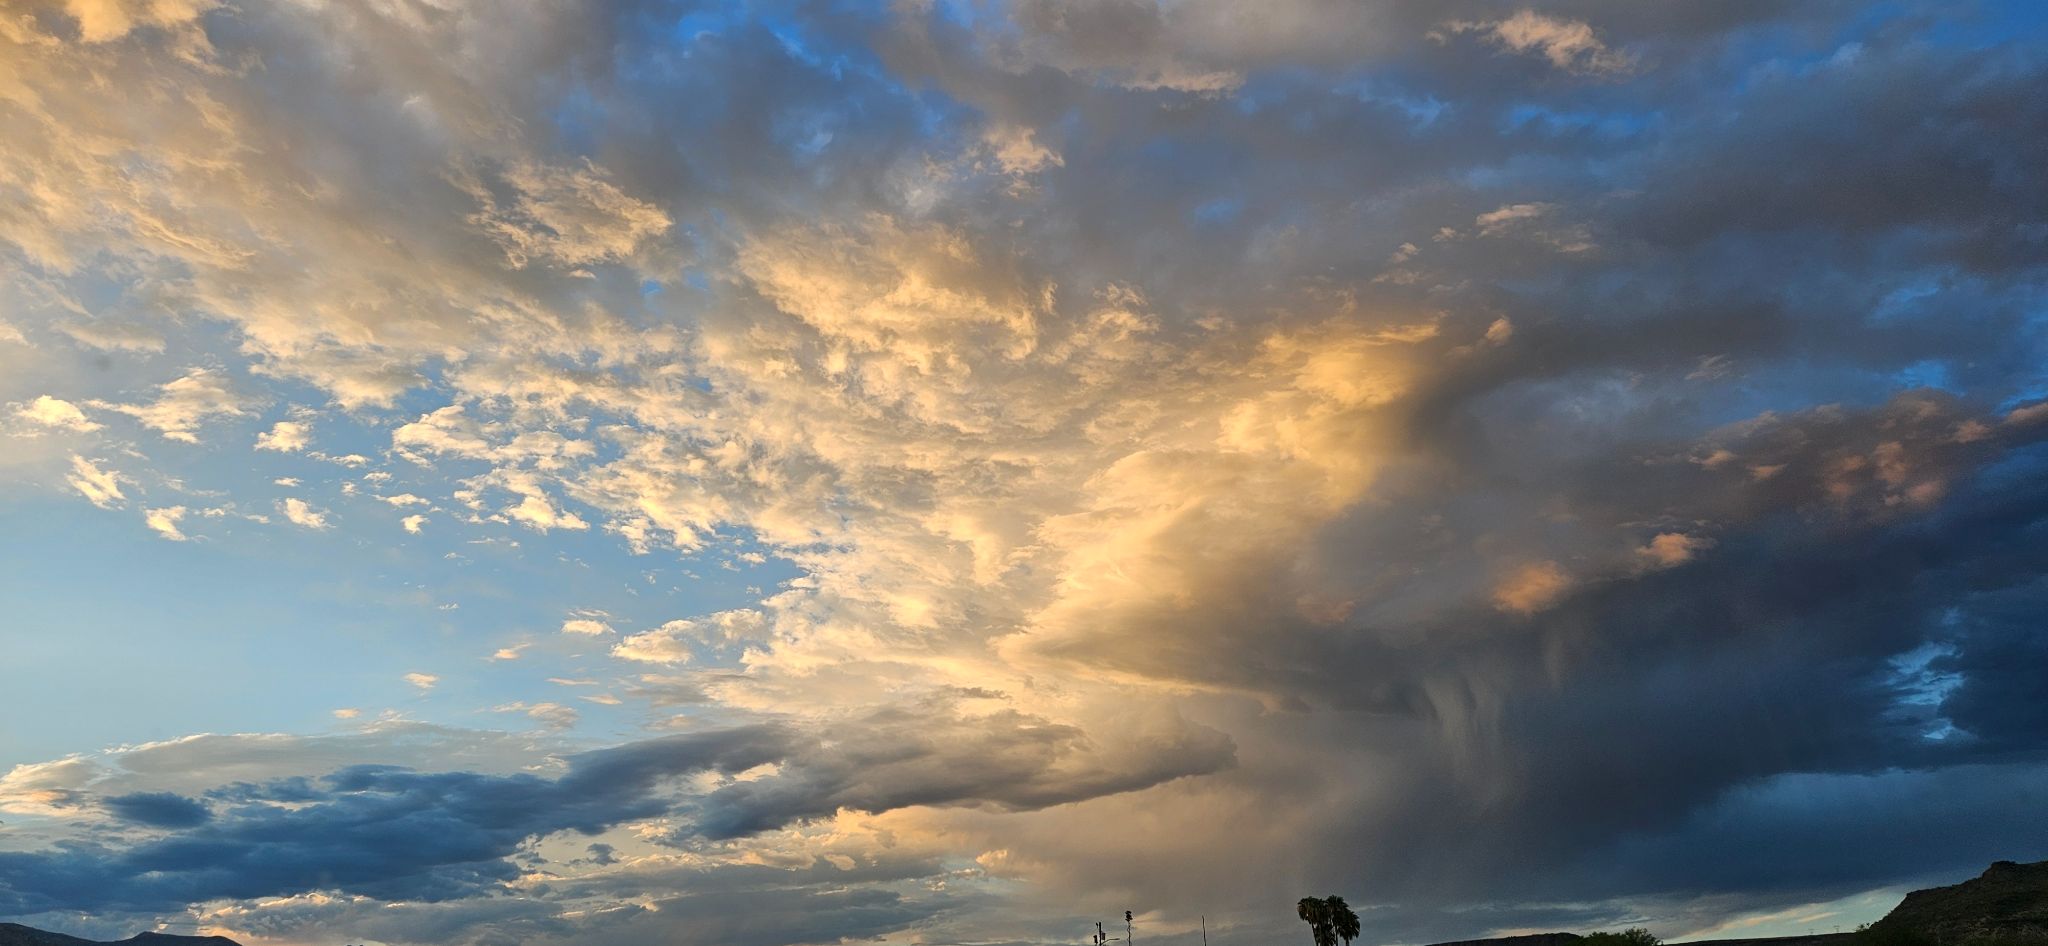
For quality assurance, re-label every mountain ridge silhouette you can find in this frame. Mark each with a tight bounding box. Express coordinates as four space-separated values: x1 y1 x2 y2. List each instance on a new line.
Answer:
0 924 243 946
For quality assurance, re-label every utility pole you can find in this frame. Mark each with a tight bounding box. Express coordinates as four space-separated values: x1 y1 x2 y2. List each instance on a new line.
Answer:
1126 911 1134 946
1202 915 1209 946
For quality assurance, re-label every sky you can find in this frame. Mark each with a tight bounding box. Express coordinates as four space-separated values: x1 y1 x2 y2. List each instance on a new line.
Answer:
1 1 2046 945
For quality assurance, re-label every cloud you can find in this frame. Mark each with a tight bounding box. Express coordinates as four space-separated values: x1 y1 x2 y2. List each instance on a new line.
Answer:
457 159 672 270
1 2 2046 944
1469 202 1596 253
1492 560 1573 614
474 468 591 532
1436 11 1635 76
974 0 1245 92
101 791 211 828
0 706 1228 919
2006 401 2048 428
278 498 329 530
561 614 615 636
612 611 766 665
143 505 189 541
57 319 167 352
14 395 100 432
254 420 311 452
91 369 254 443
496 701 580 731
692 698 1236 840
610 623 696 664
403 673 439 691
981 123 1065 176
0 726 789 914
65 455 125 509
1636 532 1713 569
48 0 219 43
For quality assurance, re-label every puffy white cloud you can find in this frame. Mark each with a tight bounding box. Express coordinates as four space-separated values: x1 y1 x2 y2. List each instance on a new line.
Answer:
613 610 772 666
254 420 311 452
488 469 589 532
13 395 99 432
278 497 329 530
403 672 439 690
611 622 697 665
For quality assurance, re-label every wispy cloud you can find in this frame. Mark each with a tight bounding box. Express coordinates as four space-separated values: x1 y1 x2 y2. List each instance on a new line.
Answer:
1435 11 1635 76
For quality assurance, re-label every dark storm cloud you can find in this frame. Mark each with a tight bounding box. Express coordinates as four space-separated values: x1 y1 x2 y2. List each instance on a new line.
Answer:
100 792 212 829
1931 580 2048 753
0 726 786 913
1615 38 2048 258
849 6 2048 926
1355 468 2048 938
994 382 2048 939
692 697 1235 839
0 702 1227 915
1588 762 2048 896
876 0 2043 355
1016 391 2048 708
0 728 774 913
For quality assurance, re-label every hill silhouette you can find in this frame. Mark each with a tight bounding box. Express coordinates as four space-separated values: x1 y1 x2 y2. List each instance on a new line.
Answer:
0 925 242 946
1424 932 1856 946
1870 860 2048 943
1428 933 1592 946
1419 859 2047 946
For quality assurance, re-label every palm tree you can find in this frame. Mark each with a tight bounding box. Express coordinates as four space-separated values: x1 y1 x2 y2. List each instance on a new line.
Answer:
1326 896 1361 946
1299 897 1336 946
